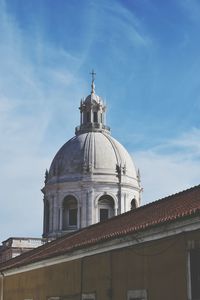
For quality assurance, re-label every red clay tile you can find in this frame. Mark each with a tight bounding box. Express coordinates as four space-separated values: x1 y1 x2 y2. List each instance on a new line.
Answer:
1 184 200 271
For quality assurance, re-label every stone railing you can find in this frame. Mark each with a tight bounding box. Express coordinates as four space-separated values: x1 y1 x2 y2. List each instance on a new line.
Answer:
75 123 110 134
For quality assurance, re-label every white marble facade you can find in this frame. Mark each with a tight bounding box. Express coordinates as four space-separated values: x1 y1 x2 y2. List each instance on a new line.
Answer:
42 77 142 239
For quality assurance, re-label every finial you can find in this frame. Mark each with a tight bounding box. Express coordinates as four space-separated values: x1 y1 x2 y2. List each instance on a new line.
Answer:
90 69 96 94
137 169 141 184
44 169 49 184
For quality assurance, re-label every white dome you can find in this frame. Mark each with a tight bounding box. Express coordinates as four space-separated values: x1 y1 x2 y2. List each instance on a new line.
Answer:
48 132 138 183
84 93 103 105
43 77 141 239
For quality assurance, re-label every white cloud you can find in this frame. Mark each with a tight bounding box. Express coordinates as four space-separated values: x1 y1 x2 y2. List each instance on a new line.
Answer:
0 0 85 242
153 128 200 159
98 0 151 48
178 0 200 23
134 128 200 204
1 0 200 245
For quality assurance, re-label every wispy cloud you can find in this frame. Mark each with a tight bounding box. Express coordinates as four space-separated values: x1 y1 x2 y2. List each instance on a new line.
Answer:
134 128 200 204
1 0 200 243
0 0 85 241
105 1 151 48
178 0 200 23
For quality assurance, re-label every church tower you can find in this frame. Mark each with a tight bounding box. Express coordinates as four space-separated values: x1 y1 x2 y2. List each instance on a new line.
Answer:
42 72 142 239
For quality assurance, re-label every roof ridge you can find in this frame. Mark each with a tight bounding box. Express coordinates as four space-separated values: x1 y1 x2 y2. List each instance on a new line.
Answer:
55 184 200 230
97 183 200 221
144 183 200 205
1 183 200 272
134 183 200 210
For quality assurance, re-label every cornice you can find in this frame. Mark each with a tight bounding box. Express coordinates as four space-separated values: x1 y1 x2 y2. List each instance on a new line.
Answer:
2 216 200 277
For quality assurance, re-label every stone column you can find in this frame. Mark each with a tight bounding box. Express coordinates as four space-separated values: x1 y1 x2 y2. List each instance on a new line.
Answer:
77 199 80 229
59 197 63 231
88 188 94 225
43 197 46 236
90 110 92 123
114 205 118 216
53 194 59 233
49 196 54 233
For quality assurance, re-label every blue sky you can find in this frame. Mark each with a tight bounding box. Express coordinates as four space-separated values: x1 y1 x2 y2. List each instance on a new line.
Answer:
1 0 200 241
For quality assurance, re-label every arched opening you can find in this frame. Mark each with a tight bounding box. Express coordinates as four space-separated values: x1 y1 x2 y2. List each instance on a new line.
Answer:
98 195 115 222
86 111 90 123
62 196 78 230
93 111 98 122
131 198 137 210
44 199 50 234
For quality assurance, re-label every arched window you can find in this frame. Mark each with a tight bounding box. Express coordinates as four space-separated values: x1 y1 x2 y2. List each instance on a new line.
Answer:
93 111 98 122
131 198 137 210
86 112 90 123
62 196 78 230
44 199 50 234
98 195 114 222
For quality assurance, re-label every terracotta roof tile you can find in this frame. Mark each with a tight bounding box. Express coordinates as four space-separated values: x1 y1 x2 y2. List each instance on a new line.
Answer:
1 184 200 271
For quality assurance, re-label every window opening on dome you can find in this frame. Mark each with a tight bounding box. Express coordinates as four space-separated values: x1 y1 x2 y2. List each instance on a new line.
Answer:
69 208 77 226
131 198 137 210
62 196 78 230
100 209 109 222
86 112 90 123
98 195 114 222
93 112 98 123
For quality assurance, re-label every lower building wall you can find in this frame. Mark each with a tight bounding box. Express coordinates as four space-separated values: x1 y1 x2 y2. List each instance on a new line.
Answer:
0 275 3 298
1 229 200 300
3 260 81 300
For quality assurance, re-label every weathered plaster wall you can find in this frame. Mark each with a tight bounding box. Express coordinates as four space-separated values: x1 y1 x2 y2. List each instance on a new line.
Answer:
1 230 199 300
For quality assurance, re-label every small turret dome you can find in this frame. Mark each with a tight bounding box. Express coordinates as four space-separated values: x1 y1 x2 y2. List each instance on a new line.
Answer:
84 93 103 105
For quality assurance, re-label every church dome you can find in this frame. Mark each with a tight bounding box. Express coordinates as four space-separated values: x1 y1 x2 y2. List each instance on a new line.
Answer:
42 72 141 239
48 131 138 183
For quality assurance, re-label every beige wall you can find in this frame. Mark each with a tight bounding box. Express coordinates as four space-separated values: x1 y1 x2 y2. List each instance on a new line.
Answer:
1 229 199 300
3 260 81 300
0 275 3 299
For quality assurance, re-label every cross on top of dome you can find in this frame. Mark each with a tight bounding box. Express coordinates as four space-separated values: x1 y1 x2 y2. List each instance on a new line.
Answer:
90 69 96 94
90 69 96 81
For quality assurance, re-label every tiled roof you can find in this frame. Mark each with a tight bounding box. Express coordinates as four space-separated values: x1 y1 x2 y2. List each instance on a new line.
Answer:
1 184 200 272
